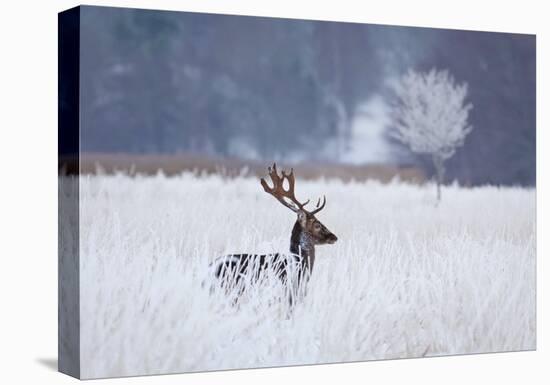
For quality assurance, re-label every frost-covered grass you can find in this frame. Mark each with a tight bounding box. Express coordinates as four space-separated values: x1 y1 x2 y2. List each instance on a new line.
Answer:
74 173 536 379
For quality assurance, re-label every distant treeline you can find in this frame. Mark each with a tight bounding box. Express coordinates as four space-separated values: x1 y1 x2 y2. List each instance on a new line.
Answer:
76 6 535 186
69 153 426 184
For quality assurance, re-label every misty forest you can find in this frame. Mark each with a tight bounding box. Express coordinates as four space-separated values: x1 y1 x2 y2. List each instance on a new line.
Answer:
77 6 536 187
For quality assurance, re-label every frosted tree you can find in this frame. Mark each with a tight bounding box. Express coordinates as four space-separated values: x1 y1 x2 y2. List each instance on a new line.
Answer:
391 69 473 201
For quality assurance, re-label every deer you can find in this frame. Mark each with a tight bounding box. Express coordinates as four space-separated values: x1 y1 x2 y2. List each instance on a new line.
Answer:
210 163 338 306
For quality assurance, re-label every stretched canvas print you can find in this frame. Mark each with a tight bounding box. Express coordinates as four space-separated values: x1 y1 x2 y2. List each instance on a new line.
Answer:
58 5 536 379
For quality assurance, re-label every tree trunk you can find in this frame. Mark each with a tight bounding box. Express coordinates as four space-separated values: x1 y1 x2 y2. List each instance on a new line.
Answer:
433 154 445 202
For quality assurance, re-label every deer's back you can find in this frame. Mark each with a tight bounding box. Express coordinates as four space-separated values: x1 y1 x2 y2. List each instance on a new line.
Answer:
211 252 305 284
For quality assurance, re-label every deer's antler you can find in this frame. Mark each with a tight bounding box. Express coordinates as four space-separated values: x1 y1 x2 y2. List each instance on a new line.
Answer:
309 195 326 215
261 163 326 215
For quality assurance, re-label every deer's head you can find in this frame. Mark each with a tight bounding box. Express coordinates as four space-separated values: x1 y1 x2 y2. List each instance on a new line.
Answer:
261 163 338 245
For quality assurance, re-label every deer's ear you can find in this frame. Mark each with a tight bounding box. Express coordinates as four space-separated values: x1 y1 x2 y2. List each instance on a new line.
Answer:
297 211 307 227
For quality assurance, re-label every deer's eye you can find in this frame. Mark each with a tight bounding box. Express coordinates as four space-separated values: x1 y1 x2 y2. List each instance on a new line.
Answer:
314 223 321 230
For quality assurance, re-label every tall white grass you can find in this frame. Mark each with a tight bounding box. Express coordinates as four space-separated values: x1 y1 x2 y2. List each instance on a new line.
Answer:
73 173 535 379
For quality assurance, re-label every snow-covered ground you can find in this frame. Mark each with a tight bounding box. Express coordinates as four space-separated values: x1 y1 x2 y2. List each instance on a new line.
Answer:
73 173 535 379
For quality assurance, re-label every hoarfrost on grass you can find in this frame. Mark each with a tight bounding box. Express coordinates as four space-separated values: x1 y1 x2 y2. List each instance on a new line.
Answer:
71 173 535 378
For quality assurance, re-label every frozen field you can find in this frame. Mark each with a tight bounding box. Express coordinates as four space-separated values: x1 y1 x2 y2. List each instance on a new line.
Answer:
73 173 535 378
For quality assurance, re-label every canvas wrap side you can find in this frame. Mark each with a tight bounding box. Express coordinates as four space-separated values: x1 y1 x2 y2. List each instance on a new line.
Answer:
58 6 81 379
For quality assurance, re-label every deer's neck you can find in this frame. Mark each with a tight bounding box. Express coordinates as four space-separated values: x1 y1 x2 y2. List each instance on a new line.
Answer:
290 221 315 273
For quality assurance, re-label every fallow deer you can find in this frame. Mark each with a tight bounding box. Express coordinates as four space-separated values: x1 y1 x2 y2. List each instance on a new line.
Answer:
211 163 337 305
